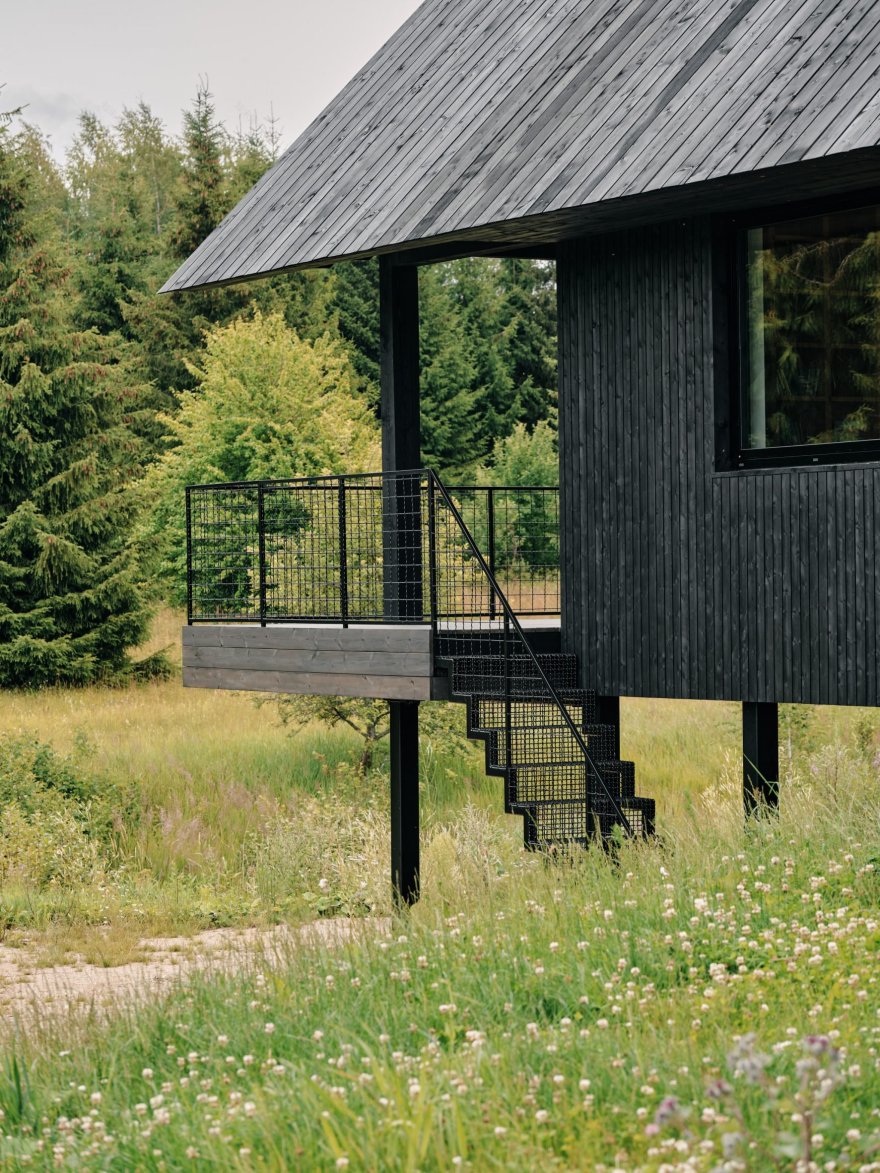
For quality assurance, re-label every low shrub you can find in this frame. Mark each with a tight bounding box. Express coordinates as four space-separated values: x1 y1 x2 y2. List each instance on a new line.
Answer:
0 736 138 889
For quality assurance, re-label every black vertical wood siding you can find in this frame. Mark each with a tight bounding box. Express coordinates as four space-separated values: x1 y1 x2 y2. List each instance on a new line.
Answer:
558 219 880 706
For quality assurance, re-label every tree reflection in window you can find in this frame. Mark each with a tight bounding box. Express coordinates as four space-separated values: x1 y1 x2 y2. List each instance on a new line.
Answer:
744 205 880 452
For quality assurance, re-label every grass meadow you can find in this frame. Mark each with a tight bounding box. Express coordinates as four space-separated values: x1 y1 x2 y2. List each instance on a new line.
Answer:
0 611 877 1169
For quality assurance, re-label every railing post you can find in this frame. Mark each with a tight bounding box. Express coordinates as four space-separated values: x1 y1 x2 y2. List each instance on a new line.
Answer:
426 475 439 632
185 487 194 624
257 482 267 627
488 487 497 621
503 606 512 774
338 478 349 628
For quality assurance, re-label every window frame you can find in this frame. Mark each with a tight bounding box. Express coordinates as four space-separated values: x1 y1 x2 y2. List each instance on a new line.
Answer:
723 191 880 470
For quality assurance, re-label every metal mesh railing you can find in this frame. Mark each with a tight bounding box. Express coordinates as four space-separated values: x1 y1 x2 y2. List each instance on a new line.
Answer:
451 487 559 616
186 474 559 625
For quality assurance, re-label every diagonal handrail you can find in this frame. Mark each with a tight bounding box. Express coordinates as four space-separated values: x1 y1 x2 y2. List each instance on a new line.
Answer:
427 469 634 840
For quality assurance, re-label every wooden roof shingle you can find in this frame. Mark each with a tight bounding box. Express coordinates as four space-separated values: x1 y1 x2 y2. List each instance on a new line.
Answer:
162 0 880 291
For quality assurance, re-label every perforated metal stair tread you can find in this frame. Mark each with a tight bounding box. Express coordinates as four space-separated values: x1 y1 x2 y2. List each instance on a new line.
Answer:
447 649 656 849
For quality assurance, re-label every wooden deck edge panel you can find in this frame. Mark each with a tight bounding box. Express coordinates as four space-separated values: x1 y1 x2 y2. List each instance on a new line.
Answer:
182 666 435 701
179 623 556 702
183 645 433 677
182 623 432 653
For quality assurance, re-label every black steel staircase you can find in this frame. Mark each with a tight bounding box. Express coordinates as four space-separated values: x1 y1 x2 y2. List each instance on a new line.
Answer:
438 652 655 848
430 475 655 849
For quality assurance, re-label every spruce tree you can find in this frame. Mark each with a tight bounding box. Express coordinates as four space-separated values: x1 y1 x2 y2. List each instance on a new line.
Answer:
418 265 483 476
497 258 557 429
67 106 189 403
169 83 248 347
330 258 381 389
174 82 227 260
0 121 155 687
443 258 514 450
67 114 150 336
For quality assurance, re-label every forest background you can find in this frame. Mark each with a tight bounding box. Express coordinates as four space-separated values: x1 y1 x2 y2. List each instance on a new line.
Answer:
0 86 558 685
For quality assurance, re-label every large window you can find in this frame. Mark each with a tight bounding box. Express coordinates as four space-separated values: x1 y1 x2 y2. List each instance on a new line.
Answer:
740 203 880 465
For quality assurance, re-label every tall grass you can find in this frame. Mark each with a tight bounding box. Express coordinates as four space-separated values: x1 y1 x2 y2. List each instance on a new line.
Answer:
0 610 876 936
0 758 878 1169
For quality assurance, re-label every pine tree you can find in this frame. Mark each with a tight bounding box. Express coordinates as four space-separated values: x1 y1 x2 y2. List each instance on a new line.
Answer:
0 122 156 687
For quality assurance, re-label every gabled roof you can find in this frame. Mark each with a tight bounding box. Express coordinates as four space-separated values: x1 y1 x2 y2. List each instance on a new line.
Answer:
162 0 880 292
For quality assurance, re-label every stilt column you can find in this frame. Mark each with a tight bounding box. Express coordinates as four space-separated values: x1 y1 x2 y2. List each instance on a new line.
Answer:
742 701 779 816
596 694 621 758
380 256 422 906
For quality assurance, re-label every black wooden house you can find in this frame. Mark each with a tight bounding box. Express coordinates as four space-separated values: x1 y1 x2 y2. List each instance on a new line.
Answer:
163 0 880 901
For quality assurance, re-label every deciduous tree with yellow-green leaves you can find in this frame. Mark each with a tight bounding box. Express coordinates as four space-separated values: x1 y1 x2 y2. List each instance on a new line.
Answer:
138 309 380 605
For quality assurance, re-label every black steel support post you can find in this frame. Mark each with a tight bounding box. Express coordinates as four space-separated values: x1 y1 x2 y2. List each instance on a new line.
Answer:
380 257 422 906
390 700 420 906
743 701 779 816
596 695 621 759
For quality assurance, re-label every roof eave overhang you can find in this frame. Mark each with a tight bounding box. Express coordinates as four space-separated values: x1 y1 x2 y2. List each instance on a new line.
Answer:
159 148 880 295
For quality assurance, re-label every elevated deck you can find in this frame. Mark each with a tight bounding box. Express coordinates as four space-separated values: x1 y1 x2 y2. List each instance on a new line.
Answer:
182 620 561 701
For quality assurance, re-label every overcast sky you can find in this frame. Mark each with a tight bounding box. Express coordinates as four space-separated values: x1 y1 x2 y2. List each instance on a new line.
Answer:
3 0 423 159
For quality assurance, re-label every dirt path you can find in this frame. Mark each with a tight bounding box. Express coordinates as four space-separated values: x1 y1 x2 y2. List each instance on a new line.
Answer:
0 919 388 1021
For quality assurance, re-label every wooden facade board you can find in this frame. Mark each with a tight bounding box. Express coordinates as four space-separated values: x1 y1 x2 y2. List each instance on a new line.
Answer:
181 623 437 700
183 646 433 677
182 667 435 701
558 221 880 706
182 624 432 653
